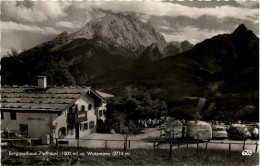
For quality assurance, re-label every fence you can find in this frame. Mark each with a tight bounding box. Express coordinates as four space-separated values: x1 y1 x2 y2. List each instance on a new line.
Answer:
2 137 259 154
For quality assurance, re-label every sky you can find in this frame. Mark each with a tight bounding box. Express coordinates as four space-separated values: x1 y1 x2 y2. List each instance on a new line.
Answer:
1 1 259 56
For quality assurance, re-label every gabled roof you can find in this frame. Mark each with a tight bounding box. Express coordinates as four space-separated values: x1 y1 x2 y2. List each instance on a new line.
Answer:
0 86 98 112
95 90 115 98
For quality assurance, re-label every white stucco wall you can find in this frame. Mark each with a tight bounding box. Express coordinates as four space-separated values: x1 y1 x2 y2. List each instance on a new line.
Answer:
1 111 58 138
75 95 97 137
96 102 106 119
53 94 101 139
52 109 68 138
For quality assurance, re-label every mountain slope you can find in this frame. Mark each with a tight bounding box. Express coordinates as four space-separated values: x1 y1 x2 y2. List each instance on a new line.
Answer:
1 13 182 86
139 44 164 61
89 24 259 94
1 38 133 86
88 24 259 121
188 24 259 93
1 15 258 121
162 40 194 57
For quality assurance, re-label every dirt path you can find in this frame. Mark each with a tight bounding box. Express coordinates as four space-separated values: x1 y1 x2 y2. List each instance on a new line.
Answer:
65 127 161 148
62 128 258 153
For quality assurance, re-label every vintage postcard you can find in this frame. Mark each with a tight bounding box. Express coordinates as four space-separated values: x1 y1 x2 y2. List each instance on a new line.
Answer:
1 1 259 165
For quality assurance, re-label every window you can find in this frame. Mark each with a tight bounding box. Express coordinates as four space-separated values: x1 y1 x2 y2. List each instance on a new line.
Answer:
19 124 28 135
1 111 4 119
75 104 78 113
69 107 73 113
10 112 16 120
83 123 88 130
81 105 85 112
88 104 92 111
99 110 102 117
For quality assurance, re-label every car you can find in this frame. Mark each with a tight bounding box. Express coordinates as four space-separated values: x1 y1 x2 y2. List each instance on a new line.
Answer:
246 123 259 139
186 121 212 141
227 124 251 140
212 125 228 139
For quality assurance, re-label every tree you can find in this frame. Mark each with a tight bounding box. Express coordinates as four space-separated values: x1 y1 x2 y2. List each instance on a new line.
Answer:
4 48 20 57
105 89 168 134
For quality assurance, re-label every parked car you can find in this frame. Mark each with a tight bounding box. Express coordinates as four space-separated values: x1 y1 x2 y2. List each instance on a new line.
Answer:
186 121 212 141
246 123 259 139
212 125 228 139
227 124 251 140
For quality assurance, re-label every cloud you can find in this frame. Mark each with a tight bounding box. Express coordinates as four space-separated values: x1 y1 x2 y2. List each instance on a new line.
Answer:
71 2 258 23
56 21 76 29
2 1 258 25
2 21 60 35
1 1 258 51
2 1 70 22
84 11 106 23
161 26 230 44
159 26 176 32
55 21 84 33
135 13 151 23
235 1 259 8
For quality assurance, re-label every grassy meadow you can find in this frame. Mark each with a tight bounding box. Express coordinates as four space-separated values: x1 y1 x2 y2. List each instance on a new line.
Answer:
1 144 259 166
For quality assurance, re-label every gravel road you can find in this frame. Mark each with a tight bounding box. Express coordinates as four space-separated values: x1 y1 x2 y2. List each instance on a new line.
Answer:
62 127 258 153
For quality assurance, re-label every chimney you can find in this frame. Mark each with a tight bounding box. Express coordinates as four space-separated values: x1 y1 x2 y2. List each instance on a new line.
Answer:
37 76 47 89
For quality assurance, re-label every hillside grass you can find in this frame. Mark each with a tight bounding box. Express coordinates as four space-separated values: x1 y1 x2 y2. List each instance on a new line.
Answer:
1 145 258 166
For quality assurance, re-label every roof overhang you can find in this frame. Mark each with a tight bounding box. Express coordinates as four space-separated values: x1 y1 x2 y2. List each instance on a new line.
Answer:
88 88 106 102
1 108 62 113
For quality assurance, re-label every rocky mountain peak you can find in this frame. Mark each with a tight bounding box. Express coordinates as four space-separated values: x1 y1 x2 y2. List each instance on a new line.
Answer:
69 13 167 51
231 24 258 50
162 40 194 57
181 40 194 52
139 43 163 61
231 24 257 40
232 24 248 35
55 31 69 39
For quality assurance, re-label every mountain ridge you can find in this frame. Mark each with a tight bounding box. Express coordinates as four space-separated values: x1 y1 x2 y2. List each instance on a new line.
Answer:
63 13 167 54
87 24 259 121
1 15 258 121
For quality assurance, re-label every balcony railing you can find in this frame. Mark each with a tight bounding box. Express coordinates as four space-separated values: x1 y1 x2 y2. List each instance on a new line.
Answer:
67 112 88 124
